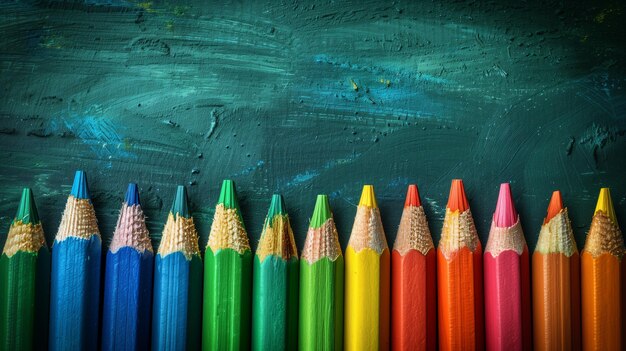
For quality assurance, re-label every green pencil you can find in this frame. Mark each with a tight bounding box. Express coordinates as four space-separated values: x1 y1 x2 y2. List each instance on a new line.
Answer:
252 194 299 351
0 188 50 350
203 180 252 350
299 194 344 351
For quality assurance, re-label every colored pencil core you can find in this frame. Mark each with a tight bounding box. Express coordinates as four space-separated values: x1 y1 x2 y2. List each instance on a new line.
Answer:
70 170 90 200
447 179 469 212
595 187 617 224
404 184 421 208
545 190 563 224
124 183 140 206
359 184 378 208
171 185 189 218
493 183 517 227
310 195 332 229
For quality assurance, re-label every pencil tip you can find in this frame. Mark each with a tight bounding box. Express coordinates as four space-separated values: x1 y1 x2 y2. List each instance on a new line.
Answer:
267 194 286 219
359 185 378 208
125 183 140 206
15 187 40 225
404 184 421 207
310 194 332 228
595 187 617 223
171 185 189 218
447 179 469 212
545 190 563 223
218 179 240 210
494 183 517 227
70 170 90 199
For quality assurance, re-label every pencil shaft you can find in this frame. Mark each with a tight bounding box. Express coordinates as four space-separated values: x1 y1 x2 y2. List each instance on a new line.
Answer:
152 253 203 351
202 248 252 351
344 247 390 351
532 252 581 351
49 236 101 351
0 248 50 351
484 249 532 351
299 257 344 351
437 247 484 351
581 252 626 350
391 250 437 351
252 256 299 351
102 247 154 351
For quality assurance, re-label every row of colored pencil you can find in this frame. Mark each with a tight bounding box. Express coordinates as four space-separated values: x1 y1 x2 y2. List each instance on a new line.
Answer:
0 172 624 350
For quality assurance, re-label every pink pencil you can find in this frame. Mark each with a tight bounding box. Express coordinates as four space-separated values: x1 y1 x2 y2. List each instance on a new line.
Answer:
484 183 532 351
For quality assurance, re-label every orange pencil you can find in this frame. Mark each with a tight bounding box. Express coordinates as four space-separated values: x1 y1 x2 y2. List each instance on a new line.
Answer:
532 191 581 351
391 184 436 351
581 188 625 350
437 179 484 351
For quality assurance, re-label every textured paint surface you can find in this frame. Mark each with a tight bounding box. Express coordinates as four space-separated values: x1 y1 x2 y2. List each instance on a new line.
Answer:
483 249 532 351
0 247 50 351
203 248 252 351
152 253 202 351
299 257 344 351
49 235 101 351
532 252 581 351
252 256 298 351
1 1 625 260
391 250 436 351
102 247 153 351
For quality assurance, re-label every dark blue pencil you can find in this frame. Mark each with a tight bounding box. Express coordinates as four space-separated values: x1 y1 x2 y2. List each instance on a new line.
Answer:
49 170 102 350
102 183 154 350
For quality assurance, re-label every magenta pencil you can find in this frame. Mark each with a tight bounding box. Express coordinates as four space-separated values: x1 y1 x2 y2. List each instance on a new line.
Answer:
484 183 532 351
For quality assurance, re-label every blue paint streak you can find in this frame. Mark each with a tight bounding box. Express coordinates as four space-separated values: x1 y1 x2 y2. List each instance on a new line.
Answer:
102 247 154 351
62 114 136 160
152 253 202 351
125 183 140 206
70 170 90 200
49 236 102 351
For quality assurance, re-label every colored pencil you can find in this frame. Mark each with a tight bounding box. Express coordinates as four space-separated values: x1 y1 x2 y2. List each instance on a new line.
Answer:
391 184 436 351
344 185 390 351
152 185 203 350
49 170 102 350
581 188 626 350
532 190 581 351
0 188 50 350
252 194 299 351
299 194 344 351
203 180 252 350
437 179 484 351
102 183 154 351
484 183 532 351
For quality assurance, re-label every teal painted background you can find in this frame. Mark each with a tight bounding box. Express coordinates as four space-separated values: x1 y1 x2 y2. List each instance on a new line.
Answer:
1 0 625 253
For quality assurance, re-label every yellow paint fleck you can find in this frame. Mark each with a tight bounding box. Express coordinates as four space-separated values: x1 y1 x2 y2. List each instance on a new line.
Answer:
350 79 358 92
379 78 391 87
137 1 154 12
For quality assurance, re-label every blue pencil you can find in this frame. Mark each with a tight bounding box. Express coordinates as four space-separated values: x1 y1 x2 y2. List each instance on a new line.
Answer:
49 170 102 350
102 183 154 350
152 185 203 350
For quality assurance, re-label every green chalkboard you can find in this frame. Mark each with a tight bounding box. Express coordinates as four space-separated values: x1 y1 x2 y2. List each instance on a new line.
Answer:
1 0 625 254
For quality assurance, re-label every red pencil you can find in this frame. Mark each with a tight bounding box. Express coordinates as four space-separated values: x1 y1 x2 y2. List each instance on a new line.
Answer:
391 185 436 351
484 183 532 351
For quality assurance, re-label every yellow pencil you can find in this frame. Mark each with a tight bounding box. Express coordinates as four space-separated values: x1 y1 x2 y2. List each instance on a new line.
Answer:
344 185 390 351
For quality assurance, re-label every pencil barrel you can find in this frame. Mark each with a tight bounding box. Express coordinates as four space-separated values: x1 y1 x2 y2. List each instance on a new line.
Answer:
299 257 344 351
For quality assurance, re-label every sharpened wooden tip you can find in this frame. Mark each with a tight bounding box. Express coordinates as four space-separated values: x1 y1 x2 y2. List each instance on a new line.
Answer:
447 179 469 212
404 184 421 207
494 183 517 227
545 190 563 224
595 187 617 224
359 185 378 208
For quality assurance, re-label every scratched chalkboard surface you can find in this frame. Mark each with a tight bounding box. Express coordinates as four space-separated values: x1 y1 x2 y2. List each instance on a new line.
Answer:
1 0 625 253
